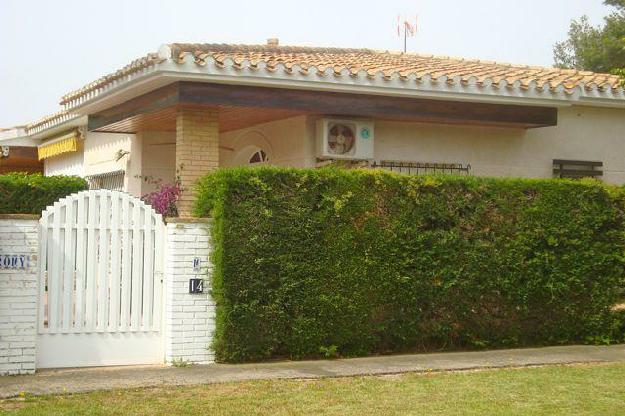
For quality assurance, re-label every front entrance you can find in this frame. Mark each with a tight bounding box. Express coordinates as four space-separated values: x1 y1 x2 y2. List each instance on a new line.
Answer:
36 190 165 368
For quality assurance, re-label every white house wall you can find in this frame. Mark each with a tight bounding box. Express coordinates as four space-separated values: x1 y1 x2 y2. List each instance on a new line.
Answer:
140 131 176 195
43 131 143 193
220 116 314 168
83 132 133 176
218 106 625 184
84 132 143 195
137 118 313 196
373 106 625 183
46 104 625 192
44 151 84 177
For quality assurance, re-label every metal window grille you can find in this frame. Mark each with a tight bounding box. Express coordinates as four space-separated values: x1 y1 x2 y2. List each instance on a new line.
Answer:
86 170 125 191
370 160 471 175
553 159 603 179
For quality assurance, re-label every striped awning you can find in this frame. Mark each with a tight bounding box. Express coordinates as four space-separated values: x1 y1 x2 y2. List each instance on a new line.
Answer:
37 130 81 160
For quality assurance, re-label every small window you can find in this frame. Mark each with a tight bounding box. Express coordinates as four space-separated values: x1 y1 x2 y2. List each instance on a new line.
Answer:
86 170 125 191
553 160 603 179
249 149 269 164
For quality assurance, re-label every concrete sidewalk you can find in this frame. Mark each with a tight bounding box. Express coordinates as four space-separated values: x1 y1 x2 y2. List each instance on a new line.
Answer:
2 344 625 399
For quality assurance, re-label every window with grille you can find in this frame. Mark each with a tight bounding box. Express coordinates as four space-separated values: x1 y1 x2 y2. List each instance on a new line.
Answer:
371 160 471 175
86 170 125 191
553 160 603 179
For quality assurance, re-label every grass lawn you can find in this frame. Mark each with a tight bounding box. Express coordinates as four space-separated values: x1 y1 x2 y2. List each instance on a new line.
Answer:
2 363 625 415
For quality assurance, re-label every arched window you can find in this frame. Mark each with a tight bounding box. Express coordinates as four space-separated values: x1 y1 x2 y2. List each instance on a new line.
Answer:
229 131 274 167
249 148 269 164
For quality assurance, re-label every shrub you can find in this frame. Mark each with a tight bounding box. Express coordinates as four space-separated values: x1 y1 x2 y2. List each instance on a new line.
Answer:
195 167 625 363
0 173 87 214
140 176 181 217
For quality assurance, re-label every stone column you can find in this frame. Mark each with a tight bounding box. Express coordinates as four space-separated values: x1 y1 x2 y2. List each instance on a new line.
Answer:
164 218 215 365
0 215 39 375
175 109 219 216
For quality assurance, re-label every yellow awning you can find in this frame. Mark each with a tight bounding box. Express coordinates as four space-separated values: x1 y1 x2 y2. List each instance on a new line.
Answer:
37 130 81 160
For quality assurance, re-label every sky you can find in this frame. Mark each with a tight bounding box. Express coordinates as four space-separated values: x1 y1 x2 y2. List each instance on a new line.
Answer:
0 0 616 127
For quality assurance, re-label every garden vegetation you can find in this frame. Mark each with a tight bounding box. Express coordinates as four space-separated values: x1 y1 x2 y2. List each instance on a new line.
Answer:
0 173 87 215
196 167 625 362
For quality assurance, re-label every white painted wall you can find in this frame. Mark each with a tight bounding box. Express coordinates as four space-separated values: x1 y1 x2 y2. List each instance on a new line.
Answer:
165 219 215 365
217 106 625 184
83 132 130 175
137 119 313 197
44 151 84 177
0 216 38 376
83 132 143 194
372 106 625 183
220 116 314 168
43 131 144 194
140 131 176 195
43 104 625 190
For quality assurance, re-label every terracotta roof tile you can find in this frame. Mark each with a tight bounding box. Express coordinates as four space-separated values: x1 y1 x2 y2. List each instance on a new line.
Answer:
59 43 624 107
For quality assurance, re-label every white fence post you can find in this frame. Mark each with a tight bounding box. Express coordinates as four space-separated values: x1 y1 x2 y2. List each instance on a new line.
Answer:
0 215 39 376
164 218 215 365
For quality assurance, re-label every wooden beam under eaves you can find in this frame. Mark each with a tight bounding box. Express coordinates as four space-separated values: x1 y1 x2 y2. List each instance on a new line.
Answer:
88 81 558 132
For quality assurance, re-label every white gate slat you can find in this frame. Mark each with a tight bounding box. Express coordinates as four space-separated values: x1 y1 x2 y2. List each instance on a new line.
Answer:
120 195 132 331
109 194 121 331
38 213 48 332
85 193 98 332
48 202 62 331
74 194 86 330
130 201 143 330
46 228 54 330
97 192 110 331
142 208 154 330
61 197 75 331
152 213 164 331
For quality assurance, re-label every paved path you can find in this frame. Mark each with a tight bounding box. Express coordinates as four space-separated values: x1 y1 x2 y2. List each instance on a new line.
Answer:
2 344 625 398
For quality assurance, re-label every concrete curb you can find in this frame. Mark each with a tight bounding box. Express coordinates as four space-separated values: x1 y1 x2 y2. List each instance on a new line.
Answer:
1 344 624 399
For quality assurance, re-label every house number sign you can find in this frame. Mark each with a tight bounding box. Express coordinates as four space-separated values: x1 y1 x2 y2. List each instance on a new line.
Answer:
189 278 204 294
0 254 29 269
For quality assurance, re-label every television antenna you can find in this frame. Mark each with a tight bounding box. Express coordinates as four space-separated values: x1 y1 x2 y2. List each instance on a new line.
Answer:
397 14 418 53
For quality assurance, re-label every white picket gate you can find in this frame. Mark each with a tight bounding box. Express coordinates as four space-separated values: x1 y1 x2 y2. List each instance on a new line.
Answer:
36 190 166 368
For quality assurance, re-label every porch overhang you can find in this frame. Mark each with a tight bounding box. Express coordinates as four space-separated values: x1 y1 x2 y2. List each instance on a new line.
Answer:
88 81 558 133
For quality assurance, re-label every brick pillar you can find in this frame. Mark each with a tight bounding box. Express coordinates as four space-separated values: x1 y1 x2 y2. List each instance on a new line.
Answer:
176 109 219 216
164 218 215 365
0 215 39 376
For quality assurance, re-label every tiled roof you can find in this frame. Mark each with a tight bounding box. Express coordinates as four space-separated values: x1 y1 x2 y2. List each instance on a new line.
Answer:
59 43 624 108
60 53 164 105
26 110 80 134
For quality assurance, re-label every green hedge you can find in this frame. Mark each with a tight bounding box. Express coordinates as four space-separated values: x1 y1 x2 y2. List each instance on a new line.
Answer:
195 167 625 363
0 173 88 214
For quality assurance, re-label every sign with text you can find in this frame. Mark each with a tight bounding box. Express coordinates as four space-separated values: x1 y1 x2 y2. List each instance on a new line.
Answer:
0 254 29 270
189 278 204 294
193 257 201 273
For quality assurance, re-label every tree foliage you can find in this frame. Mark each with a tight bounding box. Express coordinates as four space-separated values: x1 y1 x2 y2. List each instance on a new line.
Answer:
604 0 625 9
554 0 625 79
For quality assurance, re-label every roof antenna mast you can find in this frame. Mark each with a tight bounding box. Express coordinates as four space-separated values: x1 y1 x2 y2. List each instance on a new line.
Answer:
397 14 418 53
